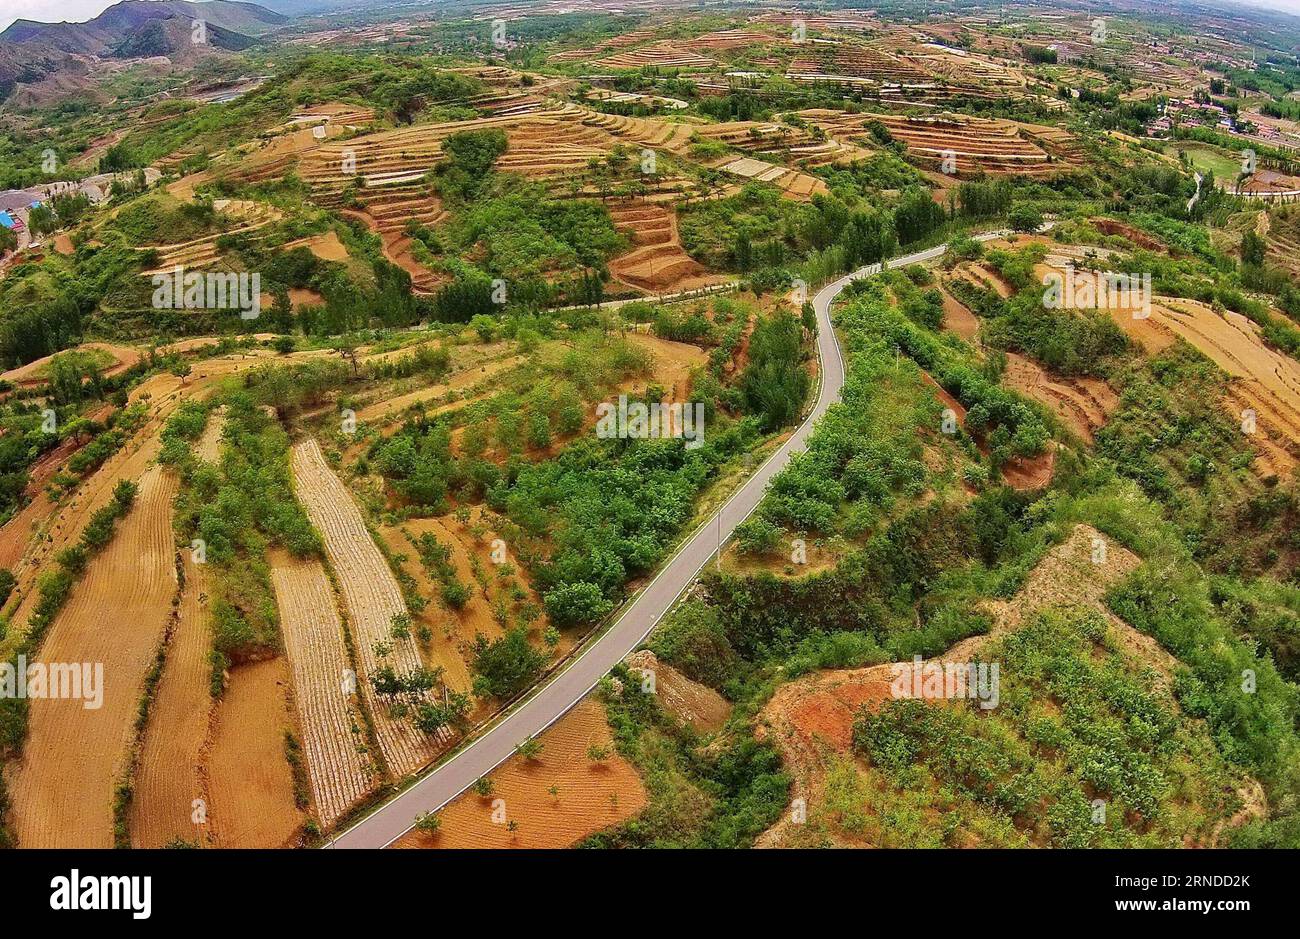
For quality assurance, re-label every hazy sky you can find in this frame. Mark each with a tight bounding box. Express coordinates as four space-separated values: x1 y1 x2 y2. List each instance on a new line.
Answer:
3 0 122 32
4 0 1300 35
2 0 121 33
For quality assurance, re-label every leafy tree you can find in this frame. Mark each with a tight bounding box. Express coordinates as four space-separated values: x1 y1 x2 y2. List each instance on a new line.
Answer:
470 314 497 342
892 189 945 246
841 207 895 267
27 204 58 238
956 178 1013 218
1008 205 1044 233
50 192 91 227
740 311 809 431
98 142 137 173
442 580 471 608
413 690 472 735
735 516 781 556
434 129 509 202
413 811 442 834
471 627 547 699
543 581 613 627
515 737 544 760
1241 229 1267 268
432 273 496 322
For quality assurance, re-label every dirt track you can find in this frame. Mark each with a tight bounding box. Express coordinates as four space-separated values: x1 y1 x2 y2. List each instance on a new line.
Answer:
194 407 226 464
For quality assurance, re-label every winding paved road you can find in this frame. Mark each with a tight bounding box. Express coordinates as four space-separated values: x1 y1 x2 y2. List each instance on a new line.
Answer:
327 229 1011 848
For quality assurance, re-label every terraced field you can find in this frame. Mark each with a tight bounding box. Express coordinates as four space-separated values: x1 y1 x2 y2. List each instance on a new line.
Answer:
608 201 720 293
800 109 1063 177
1112 298 1300 477
270 551 375 826
129 555 212 848
547 28 659 63
1262 206 1300 279
393 698 646 849
353 350 525 424
598 41 715 71
712 155 826 200
341 193 447 295
206 657 303 848
1003 352 1118 445
787 43 937 90
577 108 695 154
694 119 871 171
140 200 283 275
290 438 446 777
756 526 1153 848
7 465 178 848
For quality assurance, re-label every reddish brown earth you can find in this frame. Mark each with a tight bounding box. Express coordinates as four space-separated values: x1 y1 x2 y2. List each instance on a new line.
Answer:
941 290 981 342
206 657 304 848
394 698 646 849
608 201 724 294
755 525 1157 848
918 373 1055 489
1002 353 1118 445
625 650 731 733
6 465 178 848
130 556 212 848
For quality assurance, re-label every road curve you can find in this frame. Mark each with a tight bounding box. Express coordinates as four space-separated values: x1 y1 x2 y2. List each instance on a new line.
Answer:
327 231 1009 848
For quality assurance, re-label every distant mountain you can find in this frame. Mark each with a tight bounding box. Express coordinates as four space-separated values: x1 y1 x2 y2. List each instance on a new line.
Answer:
98 1 286 37
0 1 287 103
1 1 286 53
112 15 259 59
0 20 111 54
